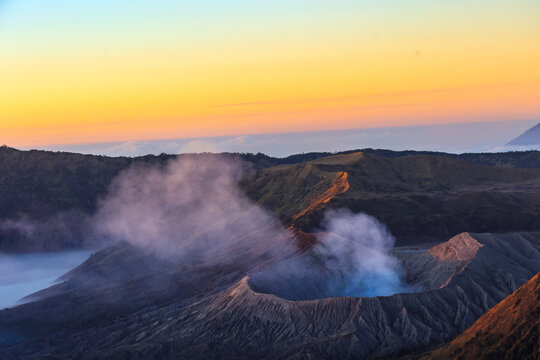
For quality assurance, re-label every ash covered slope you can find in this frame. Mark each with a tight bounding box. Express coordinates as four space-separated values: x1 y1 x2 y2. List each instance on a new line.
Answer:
3 232 537 359
147 232 539 360
508 122 540 146
423 271 540 360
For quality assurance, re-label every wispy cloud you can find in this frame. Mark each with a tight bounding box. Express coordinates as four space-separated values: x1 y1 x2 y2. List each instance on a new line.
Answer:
216 82 536 108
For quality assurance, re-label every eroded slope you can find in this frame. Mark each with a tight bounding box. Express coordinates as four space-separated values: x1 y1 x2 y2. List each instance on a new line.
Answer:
2 232 537 359
424 271 540 360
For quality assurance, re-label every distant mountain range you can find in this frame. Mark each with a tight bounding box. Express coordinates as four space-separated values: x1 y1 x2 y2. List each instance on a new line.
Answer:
508 122 540 145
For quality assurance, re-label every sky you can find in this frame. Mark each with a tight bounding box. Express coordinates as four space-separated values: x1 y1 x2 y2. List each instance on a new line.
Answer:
1 0 540 150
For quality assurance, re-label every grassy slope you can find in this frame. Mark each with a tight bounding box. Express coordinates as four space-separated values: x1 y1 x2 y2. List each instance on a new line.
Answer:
0 147 180 220
245 152 540 243
3 146 540 250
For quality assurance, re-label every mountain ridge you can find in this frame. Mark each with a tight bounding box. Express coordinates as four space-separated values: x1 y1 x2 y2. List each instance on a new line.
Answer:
4 147 540 252
507 122 540 146
422 271 540 360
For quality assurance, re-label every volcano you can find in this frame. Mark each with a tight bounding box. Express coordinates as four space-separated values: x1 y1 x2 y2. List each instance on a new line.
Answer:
1 149 540 359
0 232 538 359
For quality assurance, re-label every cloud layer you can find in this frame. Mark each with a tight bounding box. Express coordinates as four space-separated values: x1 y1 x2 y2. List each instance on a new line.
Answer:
31 119 537 157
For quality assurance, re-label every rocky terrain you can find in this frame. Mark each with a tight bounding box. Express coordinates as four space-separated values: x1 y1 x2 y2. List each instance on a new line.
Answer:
422 271 540 360
1 148 540 359
0 231 539 359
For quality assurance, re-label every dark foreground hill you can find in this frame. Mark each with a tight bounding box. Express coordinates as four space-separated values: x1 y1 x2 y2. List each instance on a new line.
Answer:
0 232 538 359
3 146 540 251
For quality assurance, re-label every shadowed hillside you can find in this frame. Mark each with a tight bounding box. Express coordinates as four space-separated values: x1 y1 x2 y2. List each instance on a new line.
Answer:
3 146 540 251
245 152 540 244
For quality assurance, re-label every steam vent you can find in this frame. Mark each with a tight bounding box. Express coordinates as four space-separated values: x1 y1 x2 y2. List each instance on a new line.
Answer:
248 232 483 300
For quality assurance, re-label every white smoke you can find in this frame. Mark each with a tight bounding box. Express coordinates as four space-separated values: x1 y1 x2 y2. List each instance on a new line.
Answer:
0 217 37 238
249 209 415 299
316 209 412 297
2 155 412 299
0 212 91 252
91 155 293 264
0 155 295 265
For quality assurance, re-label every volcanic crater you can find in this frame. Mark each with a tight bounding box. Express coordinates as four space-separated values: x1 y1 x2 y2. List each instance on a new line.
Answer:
248 232 482 301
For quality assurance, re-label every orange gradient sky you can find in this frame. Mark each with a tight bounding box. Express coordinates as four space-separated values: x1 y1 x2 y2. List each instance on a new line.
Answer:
1 1 540 147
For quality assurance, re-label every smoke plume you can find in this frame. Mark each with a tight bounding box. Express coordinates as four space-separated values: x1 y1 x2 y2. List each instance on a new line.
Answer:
2 155 412 301
91 154 293 264
0 212 91 252
250 209 414 299
315 209 412 297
